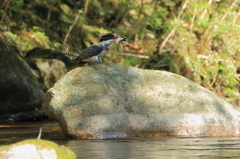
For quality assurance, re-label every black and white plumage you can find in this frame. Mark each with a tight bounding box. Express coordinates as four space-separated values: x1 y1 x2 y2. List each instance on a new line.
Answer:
99 33 119 42
65 33 126 63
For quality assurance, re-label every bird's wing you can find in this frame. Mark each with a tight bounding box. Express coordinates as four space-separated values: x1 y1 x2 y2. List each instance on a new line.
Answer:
76 44 104 61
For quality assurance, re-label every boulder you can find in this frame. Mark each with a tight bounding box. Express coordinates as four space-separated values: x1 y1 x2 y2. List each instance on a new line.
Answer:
0 41 44 114
0 139 76 159
42 63 240 139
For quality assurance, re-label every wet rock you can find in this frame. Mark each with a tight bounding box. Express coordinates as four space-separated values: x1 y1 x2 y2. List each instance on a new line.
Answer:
42 63 240 139
0 139 76 159
0 41 44 115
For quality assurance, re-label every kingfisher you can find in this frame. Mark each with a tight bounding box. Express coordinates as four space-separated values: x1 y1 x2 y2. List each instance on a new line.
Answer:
64 33 126 63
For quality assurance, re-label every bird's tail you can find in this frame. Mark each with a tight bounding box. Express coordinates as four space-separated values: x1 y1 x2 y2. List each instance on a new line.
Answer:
64 52 83 61
64 52 79 57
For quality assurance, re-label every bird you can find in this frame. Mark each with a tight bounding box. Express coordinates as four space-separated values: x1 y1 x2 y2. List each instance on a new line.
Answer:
64 33 126 63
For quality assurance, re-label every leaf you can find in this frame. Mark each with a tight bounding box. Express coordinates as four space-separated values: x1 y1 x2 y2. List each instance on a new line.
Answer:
59 4 72 15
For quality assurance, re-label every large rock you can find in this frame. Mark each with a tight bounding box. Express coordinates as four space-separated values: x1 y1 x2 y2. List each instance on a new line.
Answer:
0 139 76 159
43 63 240 139
0 41 44 114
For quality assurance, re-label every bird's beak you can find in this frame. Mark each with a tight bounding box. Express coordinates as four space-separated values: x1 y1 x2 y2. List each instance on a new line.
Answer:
116 36 127 43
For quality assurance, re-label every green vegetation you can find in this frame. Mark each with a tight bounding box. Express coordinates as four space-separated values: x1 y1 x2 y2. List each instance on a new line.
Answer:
0 0 239 105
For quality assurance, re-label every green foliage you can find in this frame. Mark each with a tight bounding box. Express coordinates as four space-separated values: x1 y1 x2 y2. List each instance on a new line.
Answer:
1 25 50 55
151 0 240 105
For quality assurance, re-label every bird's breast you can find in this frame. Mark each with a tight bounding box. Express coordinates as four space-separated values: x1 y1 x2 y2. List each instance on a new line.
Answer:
98 49 108 57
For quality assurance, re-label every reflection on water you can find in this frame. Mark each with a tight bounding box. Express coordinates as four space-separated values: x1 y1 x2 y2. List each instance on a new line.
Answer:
54 137 240 159
1 121 240 159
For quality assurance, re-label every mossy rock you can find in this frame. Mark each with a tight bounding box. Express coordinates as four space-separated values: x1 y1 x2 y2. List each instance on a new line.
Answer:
0 139 76 159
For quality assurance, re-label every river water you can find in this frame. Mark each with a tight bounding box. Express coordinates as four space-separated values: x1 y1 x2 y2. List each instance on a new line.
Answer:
1 121 240 159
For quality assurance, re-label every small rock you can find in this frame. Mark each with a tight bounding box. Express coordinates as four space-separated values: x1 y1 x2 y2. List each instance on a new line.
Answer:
25 48 77 92
28 59 67 91
0 139 76 159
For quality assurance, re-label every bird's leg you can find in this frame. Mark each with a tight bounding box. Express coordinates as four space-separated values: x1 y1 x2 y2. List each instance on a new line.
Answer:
98 57 104 63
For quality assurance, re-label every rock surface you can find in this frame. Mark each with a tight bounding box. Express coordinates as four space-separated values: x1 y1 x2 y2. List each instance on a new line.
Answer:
0 139 76 159
28 59 67 91
25 48 77 92
43 63 240 139
0 41 44 114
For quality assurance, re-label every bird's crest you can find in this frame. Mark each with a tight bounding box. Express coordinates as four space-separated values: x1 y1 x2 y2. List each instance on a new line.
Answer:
100 33 119 42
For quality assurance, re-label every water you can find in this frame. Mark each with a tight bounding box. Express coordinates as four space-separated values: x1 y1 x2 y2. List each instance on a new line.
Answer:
1 121 240 159
54 137 240 159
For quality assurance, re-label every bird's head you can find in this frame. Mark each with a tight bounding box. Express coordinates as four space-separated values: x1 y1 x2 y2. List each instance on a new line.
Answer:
100 33 119 42
116 36 127 43
100 33 127 43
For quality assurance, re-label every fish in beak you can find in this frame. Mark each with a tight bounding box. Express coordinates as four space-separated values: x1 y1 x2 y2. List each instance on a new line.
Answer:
116 36 127 43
